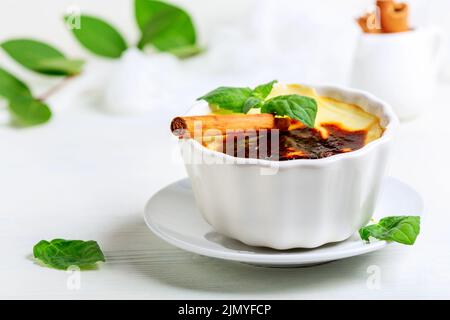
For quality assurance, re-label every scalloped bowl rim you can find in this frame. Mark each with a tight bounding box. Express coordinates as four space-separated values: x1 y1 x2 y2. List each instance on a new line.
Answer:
183 83 399 168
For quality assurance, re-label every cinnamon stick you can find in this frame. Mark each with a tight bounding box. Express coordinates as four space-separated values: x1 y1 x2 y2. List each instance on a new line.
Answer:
356 0 409 34
170 114 298 137
356 12 381 34
377 0 409 33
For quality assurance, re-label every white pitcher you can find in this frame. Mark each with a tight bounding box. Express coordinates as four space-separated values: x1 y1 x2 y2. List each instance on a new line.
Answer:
350 27 445 120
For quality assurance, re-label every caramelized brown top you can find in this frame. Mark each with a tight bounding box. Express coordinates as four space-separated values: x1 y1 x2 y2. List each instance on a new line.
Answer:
205 123 368 161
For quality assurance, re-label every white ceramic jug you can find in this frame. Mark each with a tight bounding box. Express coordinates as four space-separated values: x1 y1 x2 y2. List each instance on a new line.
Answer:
350 27 445 120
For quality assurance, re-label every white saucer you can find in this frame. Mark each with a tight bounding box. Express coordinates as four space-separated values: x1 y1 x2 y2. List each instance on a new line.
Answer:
144 177 423 267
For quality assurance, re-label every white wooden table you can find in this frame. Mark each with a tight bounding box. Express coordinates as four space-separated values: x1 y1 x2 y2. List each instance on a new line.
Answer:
1 72 449 299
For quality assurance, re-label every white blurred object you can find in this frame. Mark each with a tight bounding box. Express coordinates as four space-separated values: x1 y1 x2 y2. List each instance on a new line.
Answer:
351 27 445 120
426 0 450 81
252 0 361 85
0 98 8 125
204 28 263 76
183 27 267 86
183 0 365 86
103 48 180 115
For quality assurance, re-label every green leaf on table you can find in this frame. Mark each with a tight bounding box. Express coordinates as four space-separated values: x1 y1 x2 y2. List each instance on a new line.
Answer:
8 95 51 126
359 216 421 245
0 67 32 101
1 39 82 76
197 86 253 113
135 0 197 53
65 15 127 58
33 239 105 270
262 94 318 128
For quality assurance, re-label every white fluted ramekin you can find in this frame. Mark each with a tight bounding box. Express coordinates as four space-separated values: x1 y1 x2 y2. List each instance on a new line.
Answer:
179 84 399 249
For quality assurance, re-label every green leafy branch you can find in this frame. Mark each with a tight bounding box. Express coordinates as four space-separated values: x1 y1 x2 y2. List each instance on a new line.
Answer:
64 0 201 60
0 0 200 127
0 39 84 126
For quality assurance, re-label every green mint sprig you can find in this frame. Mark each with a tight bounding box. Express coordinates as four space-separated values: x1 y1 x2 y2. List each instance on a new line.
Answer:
1 39 84 76
197 80 318 128
0 1 201 127
64 15 128 59
135 0 199 56
359 216 421 245
33 239 105 270
65 0 201 59
0 39 85 126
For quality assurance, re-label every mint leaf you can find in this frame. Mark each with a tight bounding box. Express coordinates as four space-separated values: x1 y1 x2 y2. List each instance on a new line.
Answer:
197 80 278 113
359 216 421 245
65 15 127 58
1 39 81 76
33 239 105 270
1 67 52 127
242 80 277 113
359 224 385 242
243 97 263 113
197 81 318 127
198 86 252 112
252 80 277 100
9 96 51 126
262 95 317 127
0 67 32 101
36 57 84 75
167 44 203 59
135 0 197 53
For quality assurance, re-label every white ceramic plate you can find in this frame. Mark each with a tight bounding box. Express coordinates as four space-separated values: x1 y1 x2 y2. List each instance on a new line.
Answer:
144 177 423 267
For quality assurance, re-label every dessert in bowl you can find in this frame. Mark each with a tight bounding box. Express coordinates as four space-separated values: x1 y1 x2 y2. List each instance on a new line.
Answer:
171 82 399 249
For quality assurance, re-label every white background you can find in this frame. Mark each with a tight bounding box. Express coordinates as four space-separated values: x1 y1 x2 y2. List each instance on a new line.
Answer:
1 0 450 85
1 0 450 299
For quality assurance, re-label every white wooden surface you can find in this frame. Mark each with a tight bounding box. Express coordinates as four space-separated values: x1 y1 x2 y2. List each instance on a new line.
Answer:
0 68 449 299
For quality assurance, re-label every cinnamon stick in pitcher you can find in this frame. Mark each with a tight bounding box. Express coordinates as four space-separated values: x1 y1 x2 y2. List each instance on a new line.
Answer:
356 12 381 34
170 114 297 137
377 0 409 33
356 0 409 34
